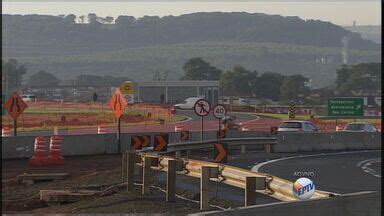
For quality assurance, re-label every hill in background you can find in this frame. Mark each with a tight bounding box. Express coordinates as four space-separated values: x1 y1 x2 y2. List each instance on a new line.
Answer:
343 25 381 44
2 12 381 88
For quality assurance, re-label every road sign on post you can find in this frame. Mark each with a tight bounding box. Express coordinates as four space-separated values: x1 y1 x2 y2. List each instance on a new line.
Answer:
108 88 127 153
328 97 364 117
153 133 169 151
4 92 28 136
288 101 296 120
120 81 134 104
194 99 211 141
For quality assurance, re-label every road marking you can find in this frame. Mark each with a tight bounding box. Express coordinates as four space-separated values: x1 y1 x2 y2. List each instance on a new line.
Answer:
252 150 381 172
357 158 381 178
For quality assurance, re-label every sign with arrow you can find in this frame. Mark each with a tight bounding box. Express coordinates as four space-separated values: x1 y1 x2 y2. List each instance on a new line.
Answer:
5 92 28 120
4 92 28 136
180 130 190 141
109 88 127 119
153 133 169 151
328 97 364 117
130 135 151 150
213 143 227 163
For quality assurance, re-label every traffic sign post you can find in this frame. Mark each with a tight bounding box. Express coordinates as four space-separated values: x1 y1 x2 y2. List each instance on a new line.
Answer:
288 101 296 120
328 97 364 117
109 88 127 153
193 99 211 141
4 92 28 136
213 104 227 142
120 81 134 104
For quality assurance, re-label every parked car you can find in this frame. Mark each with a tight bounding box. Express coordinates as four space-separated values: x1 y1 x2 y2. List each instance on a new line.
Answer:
277 121 319 132
342 122 378 132
20 94 36 102
174 97 202 110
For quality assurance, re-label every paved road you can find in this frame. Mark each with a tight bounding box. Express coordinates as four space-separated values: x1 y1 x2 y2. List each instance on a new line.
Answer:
227 150 381 194
15 110 259 136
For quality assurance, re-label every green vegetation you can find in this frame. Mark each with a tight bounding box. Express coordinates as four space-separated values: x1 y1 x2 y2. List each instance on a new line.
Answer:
2 13 380 89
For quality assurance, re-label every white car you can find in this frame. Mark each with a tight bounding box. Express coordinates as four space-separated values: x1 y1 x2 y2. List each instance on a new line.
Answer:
20 94 36 102
277 121 319 132
342 122 378 132
174 97 203 110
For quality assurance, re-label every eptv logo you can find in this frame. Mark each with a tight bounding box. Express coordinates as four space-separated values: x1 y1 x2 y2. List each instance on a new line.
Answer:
292 178 315 200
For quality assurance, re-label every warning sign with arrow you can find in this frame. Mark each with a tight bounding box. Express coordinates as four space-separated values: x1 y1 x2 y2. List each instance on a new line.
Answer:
5 92 28 120
153 134 169 151
108 88 127 119
180 130 190 141
213 143 227 163
130 135 143 150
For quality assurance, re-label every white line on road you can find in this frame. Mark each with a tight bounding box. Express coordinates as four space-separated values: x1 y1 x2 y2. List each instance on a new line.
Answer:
252 150 381 172
357 158 381 178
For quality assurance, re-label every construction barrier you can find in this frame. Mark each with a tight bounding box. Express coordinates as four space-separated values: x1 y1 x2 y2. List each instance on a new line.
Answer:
97 124 107 134
28 136 49 166
48 136 64 165
2 126 11 137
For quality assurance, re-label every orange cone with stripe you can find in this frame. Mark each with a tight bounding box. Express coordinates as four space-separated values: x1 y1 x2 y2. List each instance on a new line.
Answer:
48 136 64 165
2 126 11 137
98 124 107 134
28 136 49 166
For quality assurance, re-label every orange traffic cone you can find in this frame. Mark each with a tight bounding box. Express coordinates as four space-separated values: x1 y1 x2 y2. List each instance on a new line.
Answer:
28 136 49 166
48 136 64 165
174 125 184 132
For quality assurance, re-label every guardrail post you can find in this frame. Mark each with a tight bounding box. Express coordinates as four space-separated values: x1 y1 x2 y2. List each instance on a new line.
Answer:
142 157 153 195
200 166 210 210
126 152 135 191
264 144 272 153
200 166 218 210
121 152 127 181
175 151 181 158
240 144 246 155
166 159 176 202
245 176 256 206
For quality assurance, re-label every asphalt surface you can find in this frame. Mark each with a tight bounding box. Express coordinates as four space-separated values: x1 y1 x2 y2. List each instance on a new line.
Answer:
227 150 381 194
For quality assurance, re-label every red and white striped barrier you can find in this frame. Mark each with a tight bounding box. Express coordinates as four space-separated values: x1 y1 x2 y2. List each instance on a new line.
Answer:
28 136 49 166
48 136 64 165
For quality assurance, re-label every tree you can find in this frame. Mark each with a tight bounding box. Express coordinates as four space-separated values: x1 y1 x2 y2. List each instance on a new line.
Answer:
255 72 284 101
279 75 310 102
336 63 381 95
64 14 76 24
115 15 136 26
181 57 222 80
2 59 27 95
220 65 258 96
87 13 98 25
28 71 61 86
105 16 114 24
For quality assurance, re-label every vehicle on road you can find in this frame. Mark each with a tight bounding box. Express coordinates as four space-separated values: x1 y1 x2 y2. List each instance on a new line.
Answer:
221 115 240 130
20 94 36 102
174 97 202 110
342 122 378 132
277 120 319 132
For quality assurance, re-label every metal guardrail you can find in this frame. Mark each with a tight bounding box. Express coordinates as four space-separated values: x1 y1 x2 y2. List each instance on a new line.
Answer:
132 153 336 204
143 137 277 153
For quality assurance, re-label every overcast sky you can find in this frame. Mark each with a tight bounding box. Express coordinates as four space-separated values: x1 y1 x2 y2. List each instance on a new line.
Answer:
2 1 381 26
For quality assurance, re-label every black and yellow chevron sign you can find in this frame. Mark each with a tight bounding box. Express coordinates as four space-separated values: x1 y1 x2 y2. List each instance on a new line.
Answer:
288 101 296 120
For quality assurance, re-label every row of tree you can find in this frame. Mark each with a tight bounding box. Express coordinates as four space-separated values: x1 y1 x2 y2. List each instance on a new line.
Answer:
181 57 310 102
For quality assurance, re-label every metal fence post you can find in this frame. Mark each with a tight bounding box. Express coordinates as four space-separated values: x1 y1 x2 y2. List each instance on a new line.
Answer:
245 176 256 206
126 152 135 191
142 157 152 195
200 166 211 210
166 159 176 202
